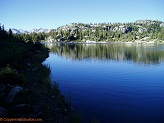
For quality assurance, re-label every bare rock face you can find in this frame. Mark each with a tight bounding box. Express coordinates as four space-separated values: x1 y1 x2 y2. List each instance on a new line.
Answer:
113 25 132 33
160 23 164 27
5 86 23 104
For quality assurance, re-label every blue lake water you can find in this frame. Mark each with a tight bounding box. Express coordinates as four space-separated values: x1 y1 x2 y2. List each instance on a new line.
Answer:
43 43 164 123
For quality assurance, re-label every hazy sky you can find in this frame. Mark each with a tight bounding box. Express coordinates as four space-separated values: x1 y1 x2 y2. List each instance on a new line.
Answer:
0 0 164 30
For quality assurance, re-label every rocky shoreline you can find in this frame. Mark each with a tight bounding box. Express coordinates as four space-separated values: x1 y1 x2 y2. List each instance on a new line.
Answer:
45 39 164 45
0 42 72 122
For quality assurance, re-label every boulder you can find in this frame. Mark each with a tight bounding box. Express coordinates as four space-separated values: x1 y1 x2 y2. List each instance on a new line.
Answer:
11 104 31 114
5 86 23 103
34 112 42 118
0 107 8 117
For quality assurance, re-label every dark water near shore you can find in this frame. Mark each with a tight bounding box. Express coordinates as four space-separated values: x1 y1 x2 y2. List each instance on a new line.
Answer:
44 43 164 123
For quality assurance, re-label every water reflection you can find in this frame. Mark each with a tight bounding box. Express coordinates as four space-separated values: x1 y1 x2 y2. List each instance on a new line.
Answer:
44 43 164 64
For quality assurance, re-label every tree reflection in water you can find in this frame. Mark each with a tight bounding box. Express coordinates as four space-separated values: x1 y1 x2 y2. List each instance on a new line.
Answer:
45 43 164 65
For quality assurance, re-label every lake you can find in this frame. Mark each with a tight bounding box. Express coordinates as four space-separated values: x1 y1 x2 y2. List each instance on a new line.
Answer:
43 43 164 123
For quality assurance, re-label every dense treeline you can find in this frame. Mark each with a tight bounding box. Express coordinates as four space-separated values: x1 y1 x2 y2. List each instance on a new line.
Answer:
6 20 164 43
14 32 47 42
44 20 164 42
0 24 45 69
0 24 46 43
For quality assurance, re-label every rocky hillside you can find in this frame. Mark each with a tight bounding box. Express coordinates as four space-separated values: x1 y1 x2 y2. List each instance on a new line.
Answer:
46 20 164 43
8 20 164 43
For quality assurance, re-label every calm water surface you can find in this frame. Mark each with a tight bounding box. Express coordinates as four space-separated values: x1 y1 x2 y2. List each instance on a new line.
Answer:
43 43 164 123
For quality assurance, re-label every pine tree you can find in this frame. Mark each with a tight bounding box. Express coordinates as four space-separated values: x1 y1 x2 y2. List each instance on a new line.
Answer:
9 28 13 38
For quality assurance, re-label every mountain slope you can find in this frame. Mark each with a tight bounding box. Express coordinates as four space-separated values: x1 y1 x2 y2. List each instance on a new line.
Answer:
46 20 164 42
10 28 51 34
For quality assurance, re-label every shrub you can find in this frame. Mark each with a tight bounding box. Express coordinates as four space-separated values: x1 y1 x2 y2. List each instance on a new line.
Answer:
0 66 25 85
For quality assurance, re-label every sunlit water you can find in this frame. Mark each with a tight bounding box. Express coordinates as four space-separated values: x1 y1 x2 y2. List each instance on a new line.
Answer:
43 43 164 123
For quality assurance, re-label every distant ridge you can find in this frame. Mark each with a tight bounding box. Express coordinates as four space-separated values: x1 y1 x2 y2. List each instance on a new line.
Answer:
10 28 51 34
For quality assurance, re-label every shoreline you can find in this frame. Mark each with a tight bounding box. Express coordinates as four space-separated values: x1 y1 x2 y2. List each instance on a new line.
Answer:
44 39 164 45
0 41 72 122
